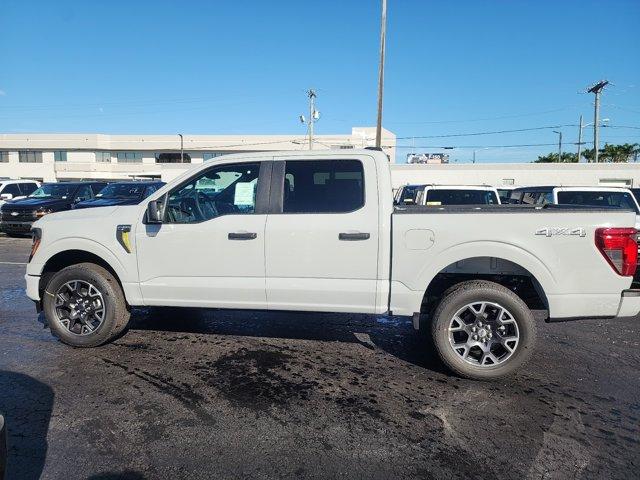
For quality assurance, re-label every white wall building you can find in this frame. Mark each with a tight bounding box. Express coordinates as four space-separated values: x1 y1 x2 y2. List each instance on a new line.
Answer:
391 162 640 189
0 127 397 182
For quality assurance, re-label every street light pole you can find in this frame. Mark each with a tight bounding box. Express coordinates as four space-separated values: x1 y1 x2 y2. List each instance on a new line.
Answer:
178 134 184 163
553 130 562 162
587 80 609 163
308 89 316 150
375 0 387 150
576 114 583 162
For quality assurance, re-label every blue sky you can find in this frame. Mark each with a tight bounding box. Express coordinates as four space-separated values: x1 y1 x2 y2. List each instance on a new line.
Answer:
0 0 638 163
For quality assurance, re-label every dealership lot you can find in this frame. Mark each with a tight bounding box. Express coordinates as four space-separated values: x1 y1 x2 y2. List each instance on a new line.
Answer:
1 234 639 479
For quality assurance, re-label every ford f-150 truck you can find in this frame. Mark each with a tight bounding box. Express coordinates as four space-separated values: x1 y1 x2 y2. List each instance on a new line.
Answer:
25 150 640 380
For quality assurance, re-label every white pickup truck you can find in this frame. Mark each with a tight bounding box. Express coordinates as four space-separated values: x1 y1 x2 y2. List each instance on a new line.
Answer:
25 150 640 380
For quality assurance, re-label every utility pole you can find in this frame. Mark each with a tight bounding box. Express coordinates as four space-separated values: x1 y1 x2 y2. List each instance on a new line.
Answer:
178 134 184 163
553 130 562 162
299 89 319 150
472 150 476 164
375 0 387 150
587 80 609 163
576 114 583 162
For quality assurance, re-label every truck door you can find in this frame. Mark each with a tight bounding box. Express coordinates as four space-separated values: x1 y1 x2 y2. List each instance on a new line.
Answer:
264 156 379 313
136 161 270 309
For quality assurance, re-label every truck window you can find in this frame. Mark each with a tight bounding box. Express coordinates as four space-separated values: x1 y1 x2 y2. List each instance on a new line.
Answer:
75 185 93 201
164 163 260 223
424 189 498 206
541 192 554 205
557 190 640 214
283 160 364 213
0 183 21 197
18 182 38 196
509 191 523 204
520 191 540 205
496 189 511 204
395 185 423 205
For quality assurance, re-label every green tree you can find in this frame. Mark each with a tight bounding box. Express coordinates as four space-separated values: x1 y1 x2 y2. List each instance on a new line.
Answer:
534 152 578 163
582 143 639 163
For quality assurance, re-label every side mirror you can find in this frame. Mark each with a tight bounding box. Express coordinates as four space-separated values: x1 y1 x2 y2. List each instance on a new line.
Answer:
0 193 13 201
146 198 164 224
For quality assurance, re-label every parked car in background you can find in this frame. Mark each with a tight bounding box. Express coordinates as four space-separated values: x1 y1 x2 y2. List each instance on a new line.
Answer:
395 184 501 206
73 181 165 209
510 186 639 219
0 180 40 207
0 182 106 236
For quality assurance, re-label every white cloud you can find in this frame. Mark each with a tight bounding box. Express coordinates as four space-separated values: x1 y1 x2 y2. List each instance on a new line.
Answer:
0 90 6 96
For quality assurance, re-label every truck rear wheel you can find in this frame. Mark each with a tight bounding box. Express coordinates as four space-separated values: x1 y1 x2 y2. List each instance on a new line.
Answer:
43 263 130 347
430 280 537 380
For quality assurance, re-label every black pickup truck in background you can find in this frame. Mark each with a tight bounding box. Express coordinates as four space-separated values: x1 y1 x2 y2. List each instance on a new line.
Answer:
0 182 106 236
73 181 164 209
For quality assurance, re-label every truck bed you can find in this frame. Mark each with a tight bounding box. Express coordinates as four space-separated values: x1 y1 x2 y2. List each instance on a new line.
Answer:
389 204 637 320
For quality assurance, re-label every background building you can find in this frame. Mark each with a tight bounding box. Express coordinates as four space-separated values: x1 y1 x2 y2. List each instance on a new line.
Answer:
0 127 397 182
391 162 640 189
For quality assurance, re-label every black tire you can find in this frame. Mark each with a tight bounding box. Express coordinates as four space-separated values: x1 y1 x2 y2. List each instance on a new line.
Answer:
42 263 130 347
430 280 537 381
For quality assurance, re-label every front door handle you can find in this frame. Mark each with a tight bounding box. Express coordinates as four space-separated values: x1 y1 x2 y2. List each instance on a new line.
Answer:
228 232 257 240
339 232 370 241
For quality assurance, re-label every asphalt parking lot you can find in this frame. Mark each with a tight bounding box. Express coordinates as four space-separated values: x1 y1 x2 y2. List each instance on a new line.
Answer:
0 234 639 480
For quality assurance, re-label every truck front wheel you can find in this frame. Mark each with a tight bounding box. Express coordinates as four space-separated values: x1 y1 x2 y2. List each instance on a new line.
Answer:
42 263 130 347
430 280 537 380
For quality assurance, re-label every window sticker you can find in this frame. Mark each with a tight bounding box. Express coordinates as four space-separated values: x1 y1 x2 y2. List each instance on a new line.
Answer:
234 182 255 206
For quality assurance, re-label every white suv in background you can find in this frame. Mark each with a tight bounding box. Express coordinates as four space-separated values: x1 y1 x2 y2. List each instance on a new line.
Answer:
395 184 501 206
0 180 41 207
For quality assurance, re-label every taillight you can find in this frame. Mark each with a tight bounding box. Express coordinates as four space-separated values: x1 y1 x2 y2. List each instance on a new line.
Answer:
595 227 638 276
29 228 42 263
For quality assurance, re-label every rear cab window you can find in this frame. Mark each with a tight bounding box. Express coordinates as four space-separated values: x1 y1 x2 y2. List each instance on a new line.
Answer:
424 189 499 206
557 190 640 214
282 160 364 213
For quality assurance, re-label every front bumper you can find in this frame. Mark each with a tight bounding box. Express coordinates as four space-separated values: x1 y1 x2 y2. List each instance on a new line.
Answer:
0 220 33 234
616 289 640 318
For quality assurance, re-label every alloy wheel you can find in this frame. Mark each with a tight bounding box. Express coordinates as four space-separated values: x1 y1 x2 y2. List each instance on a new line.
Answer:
448 301 520 367
53 280 106 336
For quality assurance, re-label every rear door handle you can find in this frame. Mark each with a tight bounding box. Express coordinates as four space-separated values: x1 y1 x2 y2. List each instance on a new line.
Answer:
228 232 257 240
339 232 370 241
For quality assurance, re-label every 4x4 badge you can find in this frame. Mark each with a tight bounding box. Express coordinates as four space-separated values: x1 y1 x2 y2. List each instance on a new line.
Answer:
535 227 586 237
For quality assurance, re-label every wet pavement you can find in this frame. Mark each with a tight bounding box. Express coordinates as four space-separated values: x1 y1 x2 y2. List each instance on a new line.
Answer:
0 234 639 479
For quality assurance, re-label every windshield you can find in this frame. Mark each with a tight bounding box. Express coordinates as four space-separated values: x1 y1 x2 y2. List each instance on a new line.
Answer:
96 183 146 199
425 189 499 205
29 184 77 199
557 190 640 214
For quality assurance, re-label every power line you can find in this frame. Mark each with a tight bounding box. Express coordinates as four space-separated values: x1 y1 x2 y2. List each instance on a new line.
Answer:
396 125 571 140
396 142 564 149
386 105 584 125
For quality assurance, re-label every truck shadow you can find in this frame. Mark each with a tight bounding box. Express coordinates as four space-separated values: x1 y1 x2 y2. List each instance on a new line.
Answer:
0 370 54 480
127 307 448 375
